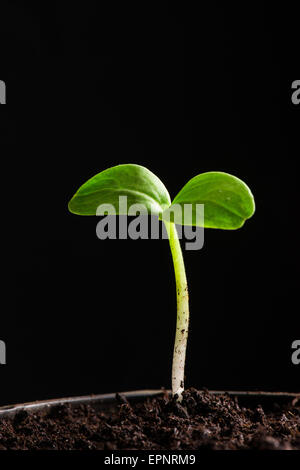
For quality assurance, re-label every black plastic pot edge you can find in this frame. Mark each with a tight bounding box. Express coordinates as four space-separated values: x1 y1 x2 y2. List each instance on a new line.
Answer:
0 390 163 418
0 390 299 419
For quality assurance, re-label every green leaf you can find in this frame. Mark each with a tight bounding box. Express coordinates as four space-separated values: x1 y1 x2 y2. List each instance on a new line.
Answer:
68 164 171 216
161 171 255 229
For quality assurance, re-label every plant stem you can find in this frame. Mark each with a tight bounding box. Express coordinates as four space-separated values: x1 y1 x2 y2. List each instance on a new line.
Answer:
164 221 189 400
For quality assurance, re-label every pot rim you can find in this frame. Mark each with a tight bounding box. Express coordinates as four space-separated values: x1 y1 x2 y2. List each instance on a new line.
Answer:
0 389 299 419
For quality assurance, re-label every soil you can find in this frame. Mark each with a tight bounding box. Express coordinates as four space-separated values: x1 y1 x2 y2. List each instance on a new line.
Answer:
0 388 299 450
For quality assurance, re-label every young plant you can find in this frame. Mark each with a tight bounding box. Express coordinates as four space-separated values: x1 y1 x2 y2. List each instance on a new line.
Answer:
68 164 255 399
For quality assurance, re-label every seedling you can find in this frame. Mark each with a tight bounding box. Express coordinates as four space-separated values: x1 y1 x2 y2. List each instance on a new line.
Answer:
68 164 255 399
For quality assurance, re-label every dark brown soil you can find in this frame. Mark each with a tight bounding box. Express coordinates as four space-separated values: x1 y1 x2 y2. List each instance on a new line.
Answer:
0 389 299 450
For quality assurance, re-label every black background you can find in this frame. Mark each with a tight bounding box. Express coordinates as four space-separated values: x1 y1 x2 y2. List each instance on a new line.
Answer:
0 1 299 406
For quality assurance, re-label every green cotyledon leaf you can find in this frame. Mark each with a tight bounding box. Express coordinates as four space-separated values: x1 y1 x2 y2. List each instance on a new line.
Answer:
161 171 255 229
68 164 171 216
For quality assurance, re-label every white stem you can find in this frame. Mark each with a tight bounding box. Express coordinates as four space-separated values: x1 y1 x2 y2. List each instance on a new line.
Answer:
164 221 189 401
